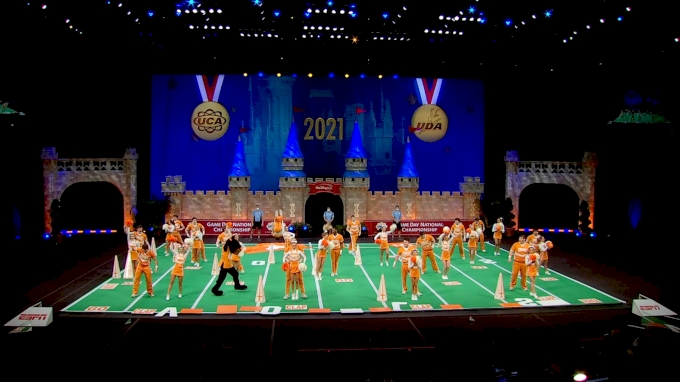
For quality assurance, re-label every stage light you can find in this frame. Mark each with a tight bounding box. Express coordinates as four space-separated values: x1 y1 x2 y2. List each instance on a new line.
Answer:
351 13 357 18
676 38 679 42
274 11 279 17
600 19 605 23
586 25 591 29
252 0 261 6
393 74 398 79
344 74 349 78
15 236 20 240
439 15 444 20
532 15 536 19
340 10 345 14
382 13 388 19
308 73 313 77
575 232 581 237
305 12 310 17
626 7 631 11
617 16 622 21
217 9 222 13
42 4 46 9
590 232 596 238
329 72 335 78
276 73 281 77
43 234 50 239
258 72 264 77
424 29 429 33
302 225 308 231
315 9 320 13
545 10 552 17
292 73 297 77
468 7 475 14
289 225 295 232
378 74 383 79
505 20 512 26
360 74 365 78
243 73 248 76
573 373 587 381
328 1 333 6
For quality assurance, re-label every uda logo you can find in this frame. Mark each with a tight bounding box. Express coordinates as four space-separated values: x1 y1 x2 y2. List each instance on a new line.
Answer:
409 78 449 143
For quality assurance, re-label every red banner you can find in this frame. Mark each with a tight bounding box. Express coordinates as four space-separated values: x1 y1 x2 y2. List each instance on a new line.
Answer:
181 220 292 236
308 181 342 195
363 220 474 236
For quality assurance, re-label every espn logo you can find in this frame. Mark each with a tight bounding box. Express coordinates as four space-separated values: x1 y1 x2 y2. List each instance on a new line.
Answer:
19 314 47 320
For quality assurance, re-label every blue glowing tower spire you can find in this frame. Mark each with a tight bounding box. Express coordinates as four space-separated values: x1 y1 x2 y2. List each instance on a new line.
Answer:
397 136 419 190
343 120 370 189
228 135 251 190
279 121 306 190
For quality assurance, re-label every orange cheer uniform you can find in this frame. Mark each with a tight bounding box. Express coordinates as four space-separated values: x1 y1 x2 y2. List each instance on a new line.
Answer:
133 248 157 295
439 235 452 261
329 233 344 274
347 219 361 252
451 223 466 258
285 248 306 295
471 221 485 250
172 252 187 277
492 223 504 240
467 233 478 251
509 242 530 289
396 245 415 292
417 234 439 273
375 232 389 250
526 234 539 247
526 254 539 277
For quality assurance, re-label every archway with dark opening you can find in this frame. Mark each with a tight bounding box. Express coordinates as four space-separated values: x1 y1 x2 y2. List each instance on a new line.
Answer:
518 184 580 230
60 182 123 231
305 193 344 236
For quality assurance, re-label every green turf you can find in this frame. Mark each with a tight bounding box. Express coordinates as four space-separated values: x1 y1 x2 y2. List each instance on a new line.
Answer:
61 242 625 315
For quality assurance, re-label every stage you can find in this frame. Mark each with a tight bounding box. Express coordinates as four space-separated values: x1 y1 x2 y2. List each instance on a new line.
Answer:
58 241 624 316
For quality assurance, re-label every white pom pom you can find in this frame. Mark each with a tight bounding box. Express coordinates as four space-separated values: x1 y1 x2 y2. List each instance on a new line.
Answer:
298 263 307 272
390 224 397 232
162 224 169 232
184 238 194 246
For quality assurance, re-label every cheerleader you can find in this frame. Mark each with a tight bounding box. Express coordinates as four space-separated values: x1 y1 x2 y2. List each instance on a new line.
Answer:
166 244 188 300
538 236 553 275
347 215 361 254
466 228 479 264
189 228 206 266
374 223 390 266
271 210 285 239
525 246 540 298
491 218 505 256
314 232 331 279
128 233 140 271
437 226 454 279
408 249 423 300
162 222 179 256
283 239 307 300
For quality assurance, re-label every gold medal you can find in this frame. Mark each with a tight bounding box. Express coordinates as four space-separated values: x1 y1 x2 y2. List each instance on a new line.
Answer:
410 104 449 143
191 101 229 141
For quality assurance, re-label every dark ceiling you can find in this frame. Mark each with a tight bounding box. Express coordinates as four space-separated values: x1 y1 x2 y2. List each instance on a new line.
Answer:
5 0 677 75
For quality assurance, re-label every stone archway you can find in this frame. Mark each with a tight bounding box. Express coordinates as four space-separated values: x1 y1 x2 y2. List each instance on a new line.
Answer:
505 151 597 230
41 147 138 234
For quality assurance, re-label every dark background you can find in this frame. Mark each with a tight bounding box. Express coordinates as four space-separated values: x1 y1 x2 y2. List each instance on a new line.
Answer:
2 1 678 271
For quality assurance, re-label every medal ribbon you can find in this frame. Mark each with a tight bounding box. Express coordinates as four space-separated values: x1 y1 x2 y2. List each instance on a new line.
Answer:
415 78 443 105
195 74 225 102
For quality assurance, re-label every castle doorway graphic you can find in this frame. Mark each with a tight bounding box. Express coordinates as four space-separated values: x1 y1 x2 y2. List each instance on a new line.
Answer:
41 147 138 234
505 151 597 230
60 182 124 230
305 180 344 235
518 184 580 230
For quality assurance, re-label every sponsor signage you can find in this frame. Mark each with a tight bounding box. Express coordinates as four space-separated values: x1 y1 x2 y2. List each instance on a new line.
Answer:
5 306 54 327
182 220 292 235
308 181 342 195
632 299 677 317
363 220 473 235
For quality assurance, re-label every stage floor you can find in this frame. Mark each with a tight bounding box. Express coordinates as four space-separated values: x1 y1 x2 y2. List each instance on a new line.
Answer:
60 241 625 316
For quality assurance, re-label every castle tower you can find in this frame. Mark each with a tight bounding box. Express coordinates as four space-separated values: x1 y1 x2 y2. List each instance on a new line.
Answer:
41 147 58 234
279 121 307 222
397 137 419 219
123 148 138 223
229 136 251 219
343 120 370 219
